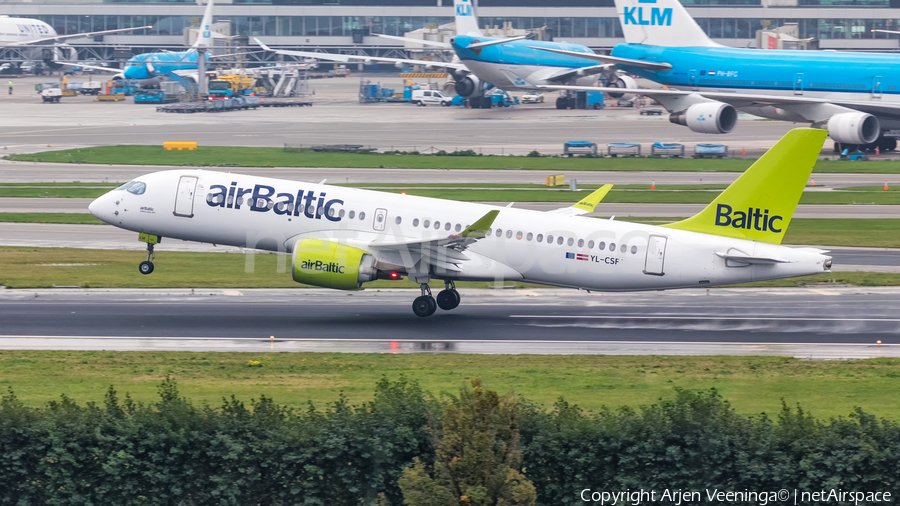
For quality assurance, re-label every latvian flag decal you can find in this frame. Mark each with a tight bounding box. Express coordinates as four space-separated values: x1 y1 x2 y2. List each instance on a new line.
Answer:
566 252 589 261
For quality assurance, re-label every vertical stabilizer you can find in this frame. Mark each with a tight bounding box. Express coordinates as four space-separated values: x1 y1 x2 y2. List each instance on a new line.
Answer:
614 0 718 47
454 0 482 37
663 128 827 245
192 0 215 48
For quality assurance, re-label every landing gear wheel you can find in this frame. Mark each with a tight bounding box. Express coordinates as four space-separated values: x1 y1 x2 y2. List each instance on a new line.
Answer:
140 239 156 275
413 295 437 317
436 289 460 310
139 261 154 275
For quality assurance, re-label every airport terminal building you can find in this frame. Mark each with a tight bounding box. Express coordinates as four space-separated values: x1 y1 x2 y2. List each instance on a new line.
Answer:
3 0 900 59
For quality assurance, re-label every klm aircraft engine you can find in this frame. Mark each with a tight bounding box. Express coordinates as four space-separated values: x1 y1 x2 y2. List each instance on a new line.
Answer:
454 73 484 98
826 112 880 145
292 238 377 290
670 102 737 134
605 75 638 101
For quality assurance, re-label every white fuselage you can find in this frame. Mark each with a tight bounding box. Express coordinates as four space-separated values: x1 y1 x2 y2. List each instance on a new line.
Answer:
89 169 831 290
463 59 600 92
0 16 54 45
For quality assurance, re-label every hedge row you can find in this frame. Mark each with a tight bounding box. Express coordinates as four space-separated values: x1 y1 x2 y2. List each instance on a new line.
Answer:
0 378 897 505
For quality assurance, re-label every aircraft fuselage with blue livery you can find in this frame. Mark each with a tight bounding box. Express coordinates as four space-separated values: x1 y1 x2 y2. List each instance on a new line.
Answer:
122 51 207 80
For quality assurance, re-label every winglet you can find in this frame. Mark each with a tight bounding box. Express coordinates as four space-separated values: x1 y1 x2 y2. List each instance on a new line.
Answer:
460 210 499 239
253 37 271 51
571 184 613 214
662 128 827 245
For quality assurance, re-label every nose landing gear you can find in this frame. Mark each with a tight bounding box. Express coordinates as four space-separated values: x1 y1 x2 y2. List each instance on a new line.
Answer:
137 233 160 275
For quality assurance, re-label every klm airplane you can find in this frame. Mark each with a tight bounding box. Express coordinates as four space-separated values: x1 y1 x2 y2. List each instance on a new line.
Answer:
65 0 220 81
539 0 900 151
255 0 658 108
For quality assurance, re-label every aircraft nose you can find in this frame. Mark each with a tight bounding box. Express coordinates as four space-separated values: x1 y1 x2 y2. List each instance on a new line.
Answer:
88 193 113 223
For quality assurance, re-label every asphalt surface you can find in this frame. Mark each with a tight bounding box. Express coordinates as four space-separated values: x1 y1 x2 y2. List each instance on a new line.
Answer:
2 161 899 186
1 288 898 358
0 75 799 156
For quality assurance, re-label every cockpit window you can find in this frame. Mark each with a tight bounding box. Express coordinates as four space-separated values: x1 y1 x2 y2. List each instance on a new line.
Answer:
127 182 146 195
115 181 135 191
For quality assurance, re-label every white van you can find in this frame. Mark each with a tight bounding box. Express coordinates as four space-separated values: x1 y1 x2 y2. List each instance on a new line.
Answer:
411 89 451 107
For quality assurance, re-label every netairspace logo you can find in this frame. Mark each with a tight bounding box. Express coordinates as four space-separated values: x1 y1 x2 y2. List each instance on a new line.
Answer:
580 488 892 505
622 0 672 26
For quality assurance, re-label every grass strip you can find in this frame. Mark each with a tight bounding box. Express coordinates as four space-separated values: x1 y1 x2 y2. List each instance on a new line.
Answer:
0 351 898 420
0 246 897 289
0 213 104 225
7 145 900 173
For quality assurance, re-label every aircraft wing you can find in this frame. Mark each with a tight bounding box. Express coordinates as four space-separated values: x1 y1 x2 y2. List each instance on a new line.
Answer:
367 210 498 272
529 46 672 71
372 33 452 49
6 26 153 46
545 64 614 82
54 62 120 74
540 85 900 121
547 185 613 216
254 38 466 71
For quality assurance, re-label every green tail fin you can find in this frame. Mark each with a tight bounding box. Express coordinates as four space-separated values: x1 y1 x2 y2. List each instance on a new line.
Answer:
662 128 826 244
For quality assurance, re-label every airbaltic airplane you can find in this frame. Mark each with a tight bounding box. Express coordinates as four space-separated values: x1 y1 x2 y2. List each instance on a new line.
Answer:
89 129 832 317
0 15 150 70
539 0 900 151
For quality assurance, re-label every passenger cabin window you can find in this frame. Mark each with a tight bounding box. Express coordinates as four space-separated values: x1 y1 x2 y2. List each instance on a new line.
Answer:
395 216 402 225
359 212 366 220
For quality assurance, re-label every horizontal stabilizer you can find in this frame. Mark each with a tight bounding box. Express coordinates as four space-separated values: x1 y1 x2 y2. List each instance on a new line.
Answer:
715 252 789 265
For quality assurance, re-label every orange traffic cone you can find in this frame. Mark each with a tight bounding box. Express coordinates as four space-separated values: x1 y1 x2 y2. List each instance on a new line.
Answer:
876 147 880 156
741 147 746 156
811 178 815 186
651 180 656 190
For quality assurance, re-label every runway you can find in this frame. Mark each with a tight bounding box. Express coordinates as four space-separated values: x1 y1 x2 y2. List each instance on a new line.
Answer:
1 288 898 358
2 161 898 186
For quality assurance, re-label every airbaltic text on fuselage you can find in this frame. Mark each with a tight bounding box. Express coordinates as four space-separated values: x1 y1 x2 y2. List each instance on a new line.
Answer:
206 182 344 222
715 204 783 233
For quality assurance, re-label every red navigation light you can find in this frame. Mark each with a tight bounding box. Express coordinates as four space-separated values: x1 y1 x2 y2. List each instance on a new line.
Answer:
401 192 407 195
390 272 399 279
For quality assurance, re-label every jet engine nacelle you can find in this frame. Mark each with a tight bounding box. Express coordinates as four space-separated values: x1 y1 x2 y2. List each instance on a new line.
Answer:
606 75 637 100
670 102 737 134
454 74 483 98
827 112 880 145
292 238 376 290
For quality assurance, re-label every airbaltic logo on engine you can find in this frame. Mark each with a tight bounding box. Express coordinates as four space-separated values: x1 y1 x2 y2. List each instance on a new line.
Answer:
206 182 344 222
623 0 672 26
715 204 783 233
300 260 345 274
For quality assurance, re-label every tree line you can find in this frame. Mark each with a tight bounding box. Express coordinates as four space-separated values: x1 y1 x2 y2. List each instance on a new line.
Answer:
0 377 897 505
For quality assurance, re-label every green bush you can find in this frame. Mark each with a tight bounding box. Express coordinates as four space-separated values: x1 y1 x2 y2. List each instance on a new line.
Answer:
1 381 898 505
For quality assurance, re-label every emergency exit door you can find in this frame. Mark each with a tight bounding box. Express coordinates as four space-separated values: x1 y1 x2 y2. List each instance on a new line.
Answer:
173 176 198 218
643 235 668 276
373 208 388 231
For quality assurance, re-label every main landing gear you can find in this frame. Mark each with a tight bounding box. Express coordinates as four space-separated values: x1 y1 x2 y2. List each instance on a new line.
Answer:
412 281 460 317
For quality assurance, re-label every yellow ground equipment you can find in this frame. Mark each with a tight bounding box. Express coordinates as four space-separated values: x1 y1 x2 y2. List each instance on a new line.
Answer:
163 141 198 150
